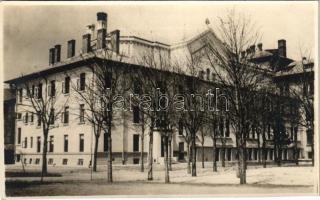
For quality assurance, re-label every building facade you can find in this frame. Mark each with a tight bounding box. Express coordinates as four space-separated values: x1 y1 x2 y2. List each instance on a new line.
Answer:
5 12 313 167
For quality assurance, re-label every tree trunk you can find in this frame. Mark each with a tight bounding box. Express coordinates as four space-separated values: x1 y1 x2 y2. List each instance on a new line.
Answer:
201 143 205 168
212 138 217 172
140 124 145 172
262 125 267 168
239 147 247 184
163 136 169 183
191 132 197 177
93 135 99 172
107 128 113 183
168 136 172 171
187 142 191 174
41 129 48 182
147 128 154 180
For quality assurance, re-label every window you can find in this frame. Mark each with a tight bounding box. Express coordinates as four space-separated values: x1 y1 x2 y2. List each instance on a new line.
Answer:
24 137 27 148
178 120 183 135
37 112 41 126
133 81 141 94
133 158 140 164
37 137 41 153
16 113 22 120
38 83 43 99
35 158 40 164
29 158 32 164
16 154 21 162
49 80 56 97
30 137 33 148
206 68 210 81
133 106 140 123
307 129 313 145
78 159 84 166
49 136 54 152
104 132 108 152
79 73 86 91
31 85 35 97
24 112 29 124
308 152 313 159
225 119 230 137
49 108 55 125
64 135 68 152
63 106 69 124
227 149 232 161
48 158 54 165
17 128 21 144
269 150 273 160
79 104 85 123
30 112 34 123
62 159 68 165
79 134 84 152
133 134 139 152
18 88 23 103
105 72 112 88
63 76 70 94
219 117 224 137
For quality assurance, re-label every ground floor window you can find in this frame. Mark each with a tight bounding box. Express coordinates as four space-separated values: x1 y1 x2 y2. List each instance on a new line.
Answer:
35 158 40 164
308 152 313 159
29 158 32 164
16 154 20 162
62 159 68 165
227 148 232 161
133 158 139 164
48 158 54 165
269 149 273 160
78 159 84 166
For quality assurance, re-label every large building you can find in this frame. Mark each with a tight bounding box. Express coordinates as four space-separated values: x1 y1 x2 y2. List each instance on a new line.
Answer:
4 12 313 167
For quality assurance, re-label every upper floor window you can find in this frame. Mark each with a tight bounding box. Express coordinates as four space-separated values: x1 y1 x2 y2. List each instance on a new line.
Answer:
62 76 70 94
17 128 21 144
37 112 41 126
63 106 69 124
78 73 86 91
49 136 54 152
18 88 23 103
64 135 69 152
48 80 56 97
38 83 43 99
37 137 41 153
79 134 84 152
24 137 28 148
133 134 139 152
79 104 85 123
49 108 55 125
178 120 183 135
133 106 140 123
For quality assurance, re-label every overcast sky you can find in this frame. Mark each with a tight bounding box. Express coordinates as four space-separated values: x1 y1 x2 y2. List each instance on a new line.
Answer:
3 2 317 80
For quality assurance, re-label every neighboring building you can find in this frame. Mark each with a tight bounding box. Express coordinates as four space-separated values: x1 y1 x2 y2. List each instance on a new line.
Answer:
4 12 312 167
274 58 314 160
4 88 16 164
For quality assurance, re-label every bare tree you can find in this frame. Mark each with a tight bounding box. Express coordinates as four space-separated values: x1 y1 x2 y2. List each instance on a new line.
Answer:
203 10 266 184
19 74 67 181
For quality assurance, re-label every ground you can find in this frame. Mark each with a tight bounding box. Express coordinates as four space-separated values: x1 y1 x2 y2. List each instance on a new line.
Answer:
5 162 317 196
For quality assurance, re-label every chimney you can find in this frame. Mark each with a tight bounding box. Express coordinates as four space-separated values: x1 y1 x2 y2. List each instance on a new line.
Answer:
278 39 286 57
86 24 95 38
250 45 255 54
82 34 91 53
49 48 55 65
67 40 76 58
97 29 106 49
54 44 61 63
257 43 263 51
96 12 107 49
97 12 107 30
